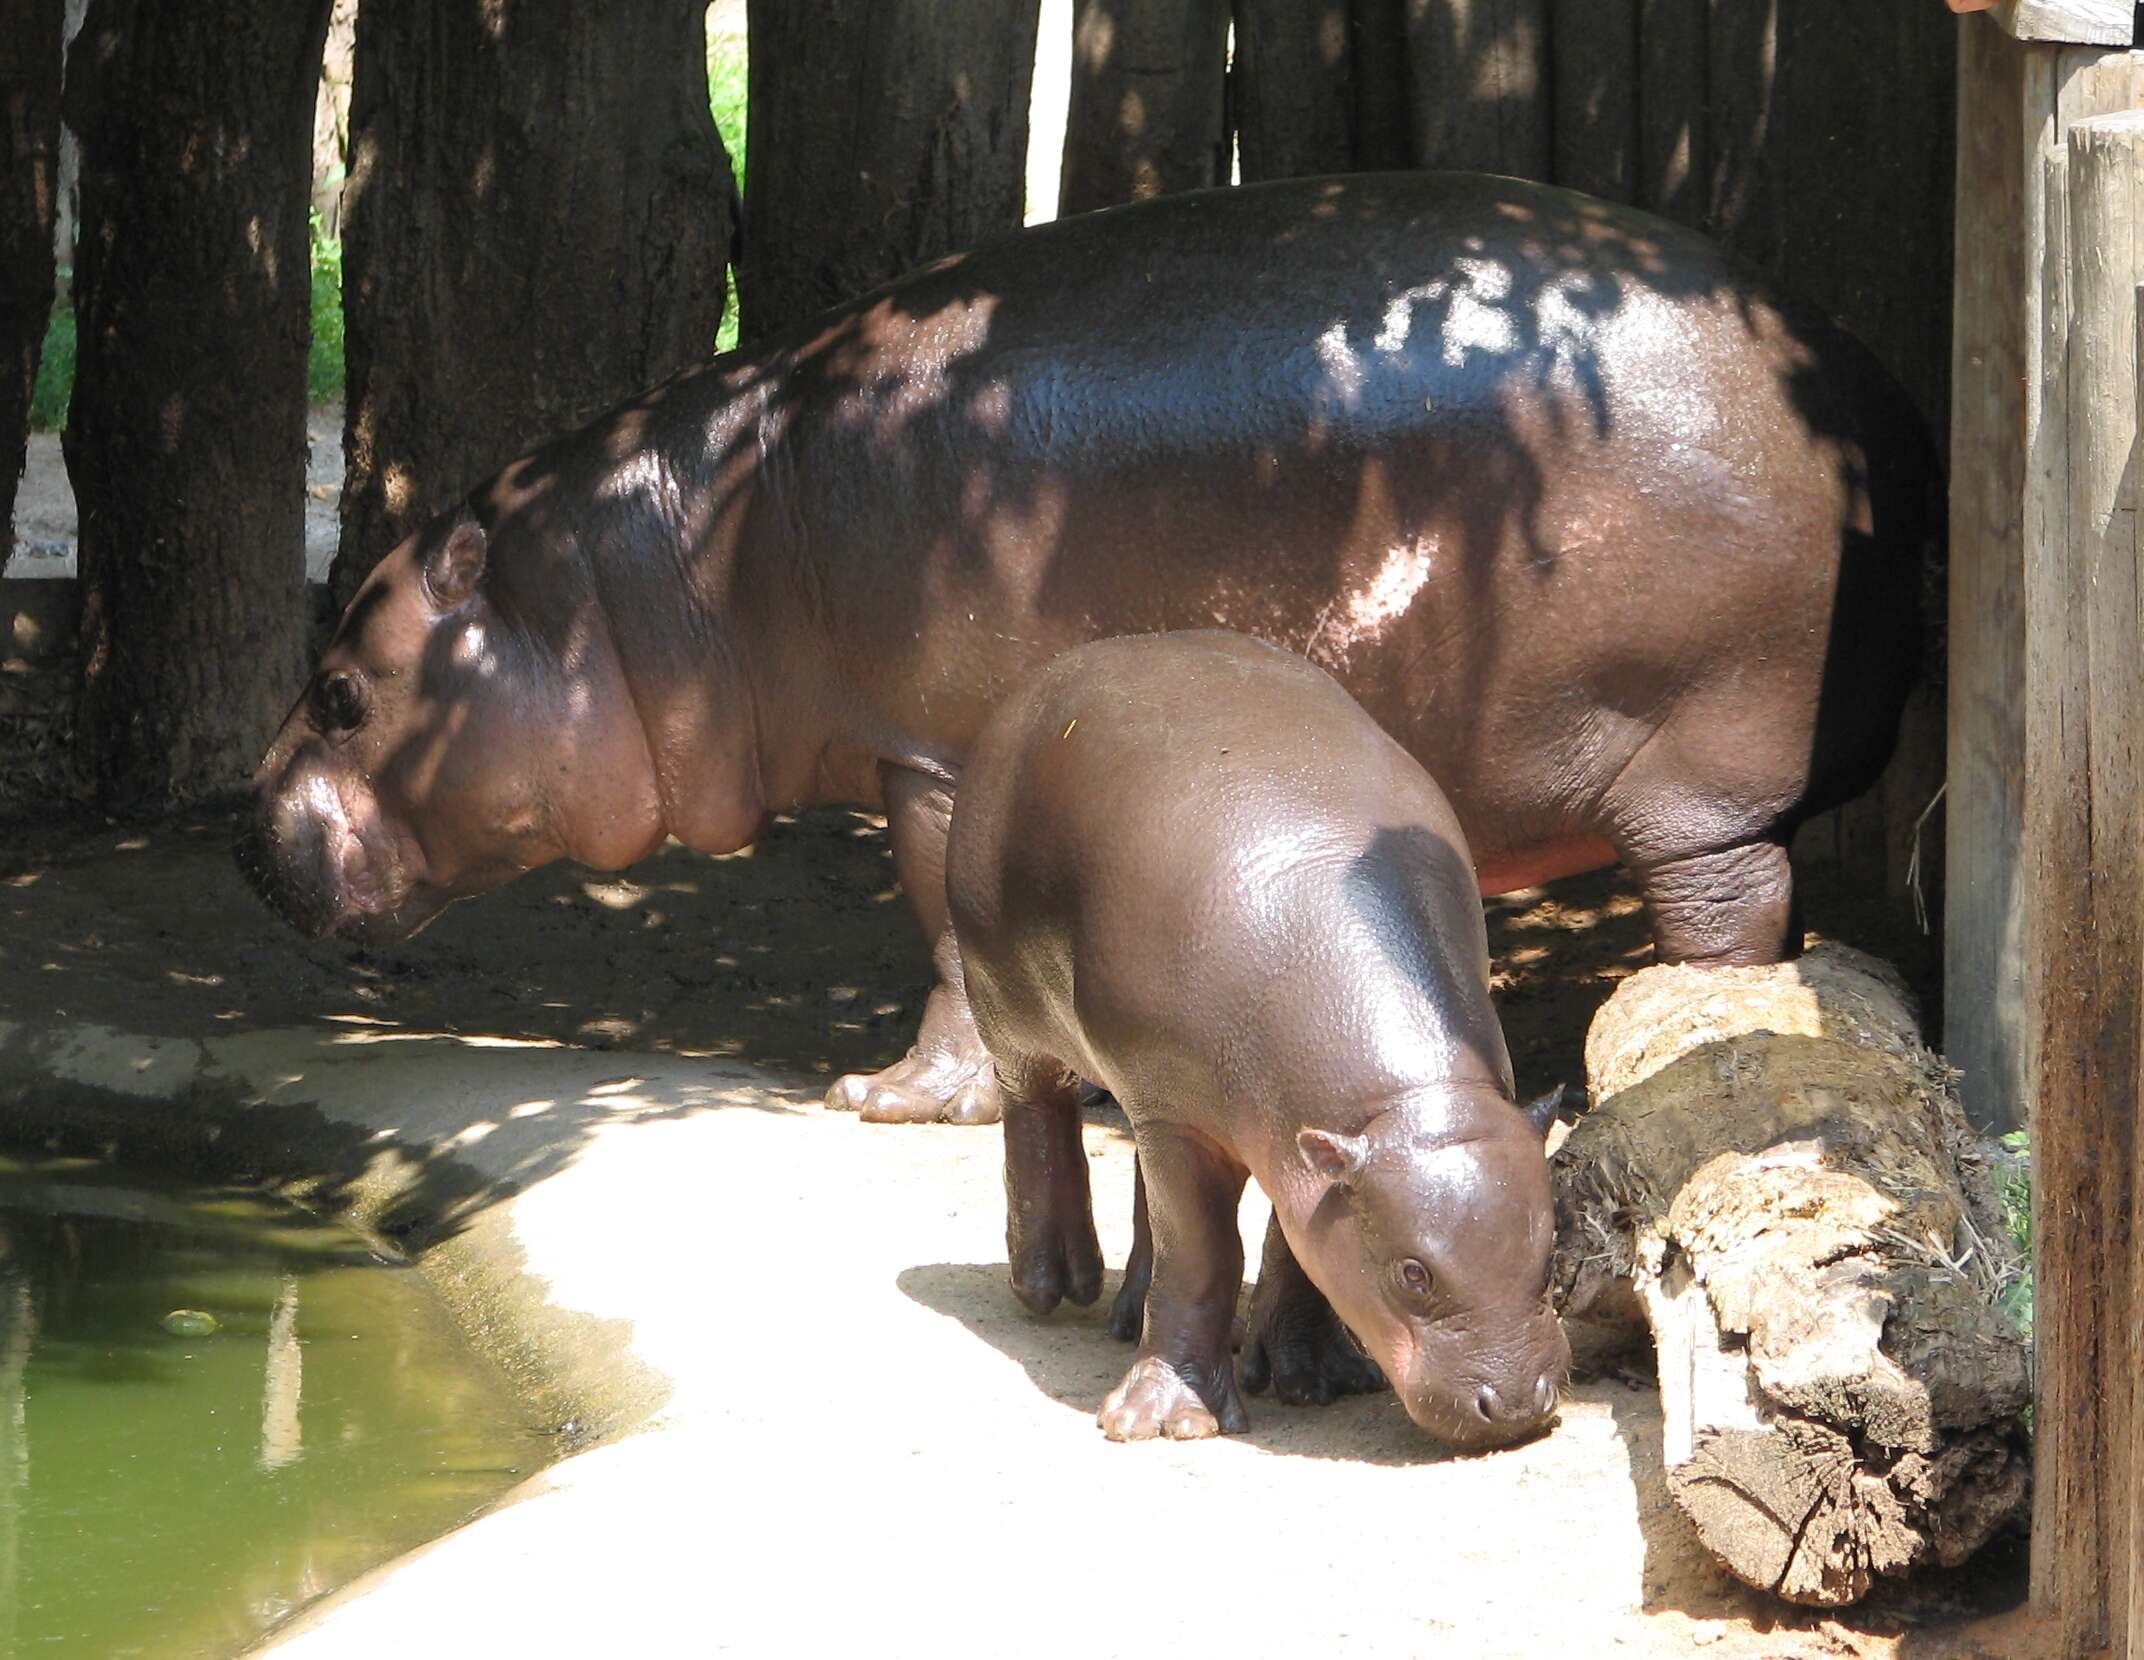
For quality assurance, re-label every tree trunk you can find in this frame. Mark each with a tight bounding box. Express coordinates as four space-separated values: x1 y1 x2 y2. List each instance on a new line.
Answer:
1553 945 2031 1607
741 0 1043 340
0 0 64 581
1058 0 1229 216
333 0 734 608
62 0 331 811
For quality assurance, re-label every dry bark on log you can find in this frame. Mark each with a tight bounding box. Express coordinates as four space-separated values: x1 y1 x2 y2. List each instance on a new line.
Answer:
1552 943 2031 1607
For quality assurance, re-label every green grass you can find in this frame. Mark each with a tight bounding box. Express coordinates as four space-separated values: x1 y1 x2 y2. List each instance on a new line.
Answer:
308 220 344 403
1993 1128 2033 1342
709 34 747 355
28 301 72 431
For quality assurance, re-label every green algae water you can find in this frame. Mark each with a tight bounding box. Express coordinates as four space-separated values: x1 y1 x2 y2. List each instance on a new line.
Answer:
0 1155 555 1657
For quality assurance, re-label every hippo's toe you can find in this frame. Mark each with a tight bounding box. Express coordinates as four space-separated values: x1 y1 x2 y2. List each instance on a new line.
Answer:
826 1048 1004 1125
1098 1355 1246 1442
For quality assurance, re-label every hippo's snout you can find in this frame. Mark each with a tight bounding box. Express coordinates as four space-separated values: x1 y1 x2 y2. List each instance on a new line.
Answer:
1399 1313 1571 1453
235 776 344 939
1464 1369 1563 1439
237 749 436 945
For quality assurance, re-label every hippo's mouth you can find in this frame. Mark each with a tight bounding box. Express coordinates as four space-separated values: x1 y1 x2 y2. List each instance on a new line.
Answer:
1387 1321 1571 1454
235 774 444 946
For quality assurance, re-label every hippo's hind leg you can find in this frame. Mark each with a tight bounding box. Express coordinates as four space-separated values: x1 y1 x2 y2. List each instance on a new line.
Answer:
1098 1127 1249 1442
1107 1157 1153 1341
1623 837 1799 966
1000 1057 1105 1315
826 763 1002 1125
1239 1215 1387 1405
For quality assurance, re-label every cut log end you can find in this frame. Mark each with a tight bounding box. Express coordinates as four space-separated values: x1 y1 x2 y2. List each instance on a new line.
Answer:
1553 944 2032 1607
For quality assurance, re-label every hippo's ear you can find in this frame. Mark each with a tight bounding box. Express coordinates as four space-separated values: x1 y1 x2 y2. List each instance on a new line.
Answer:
1298 1127 1370 1189
1521 1084 1572 1140
424 521 487 609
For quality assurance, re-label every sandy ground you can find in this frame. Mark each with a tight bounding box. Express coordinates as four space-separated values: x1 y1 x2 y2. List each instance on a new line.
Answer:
0 802 1989 1656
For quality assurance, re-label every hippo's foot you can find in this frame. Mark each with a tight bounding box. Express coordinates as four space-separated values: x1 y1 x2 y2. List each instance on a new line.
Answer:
1003 1098 1106 1321
1239 1228 1385 1406
1098 1354 1248 1442
1239 1293 1385 1406
825 1042 1002 1125
1010 1218 1104 1315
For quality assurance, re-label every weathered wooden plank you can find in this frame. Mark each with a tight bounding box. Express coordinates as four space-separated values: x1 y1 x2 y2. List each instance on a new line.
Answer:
1637 0 1708 226
1950 41 2144 1138
1397 0 1551 178
2053 43 2144 127
1231 0 1356 181
2043 106 2144 1659
1703 0 1776 254
2023 130 2107 1654
2129 273 2144 1660
1945 15 2036 1137
1993 0 2134 46
1059 0 1229 215
1548 0 1638 201
1349 0 1412 170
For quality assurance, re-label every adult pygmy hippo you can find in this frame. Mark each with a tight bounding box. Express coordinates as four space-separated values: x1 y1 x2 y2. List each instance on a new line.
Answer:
238 173 1928 1404
948 631 1569 1445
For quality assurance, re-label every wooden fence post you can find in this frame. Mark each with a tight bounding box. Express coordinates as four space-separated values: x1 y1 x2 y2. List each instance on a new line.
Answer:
1951 14 2144 1654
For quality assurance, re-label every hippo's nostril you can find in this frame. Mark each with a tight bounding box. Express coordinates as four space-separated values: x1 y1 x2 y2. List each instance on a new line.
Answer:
1473 1384 1500 1422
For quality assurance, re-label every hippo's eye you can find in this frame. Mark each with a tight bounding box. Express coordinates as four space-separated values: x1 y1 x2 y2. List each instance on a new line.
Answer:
313 672 368 738
1397 1258 1433 1299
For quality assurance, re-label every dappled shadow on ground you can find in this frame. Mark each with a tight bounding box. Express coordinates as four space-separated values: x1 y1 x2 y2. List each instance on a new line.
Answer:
0 795 1931 1255
0 800 913 1246
0 802 928 1077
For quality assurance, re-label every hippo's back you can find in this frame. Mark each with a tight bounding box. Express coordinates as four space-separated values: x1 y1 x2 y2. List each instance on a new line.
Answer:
948 632 1511 1110
751 171 1930 886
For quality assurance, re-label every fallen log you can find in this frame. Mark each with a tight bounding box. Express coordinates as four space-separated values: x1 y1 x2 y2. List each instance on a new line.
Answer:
1551 943 2032 1607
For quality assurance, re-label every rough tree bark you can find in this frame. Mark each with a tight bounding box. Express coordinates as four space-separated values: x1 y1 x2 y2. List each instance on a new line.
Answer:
0 0 63 582
62 0 332 810
1553 945 2030 1607
1058 0 1229 216
741 0 1042 340
333 0 734 608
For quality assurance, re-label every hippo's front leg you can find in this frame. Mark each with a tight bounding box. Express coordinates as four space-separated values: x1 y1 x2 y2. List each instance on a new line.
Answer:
1113 1180 1383 1406
1238 1216 1387 1405
1098 1129 1250 1441
825 763 1003 1125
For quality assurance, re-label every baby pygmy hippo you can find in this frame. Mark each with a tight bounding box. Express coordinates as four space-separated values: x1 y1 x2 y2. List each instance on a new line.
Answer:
946 631 1570 1448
